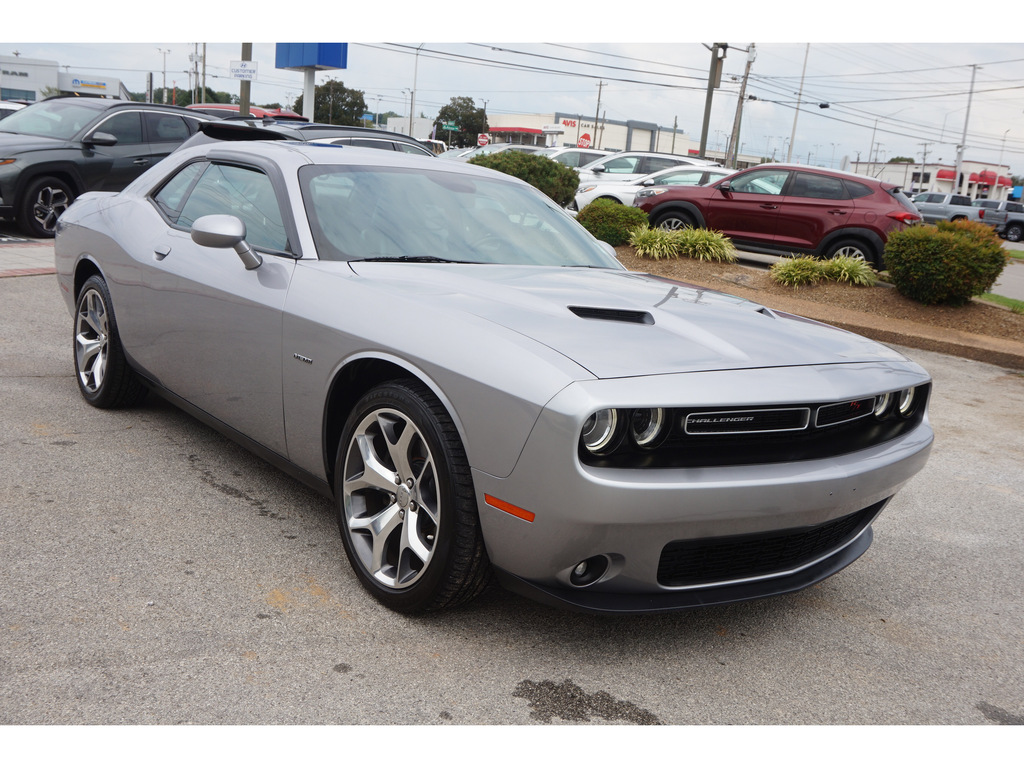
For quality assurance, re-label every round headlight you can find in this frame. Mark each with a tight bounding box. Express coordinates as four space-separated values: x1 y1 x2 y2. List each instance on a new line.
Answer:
898 387 917 417
581 409 619 454
873 392 893 419
630 407 666 447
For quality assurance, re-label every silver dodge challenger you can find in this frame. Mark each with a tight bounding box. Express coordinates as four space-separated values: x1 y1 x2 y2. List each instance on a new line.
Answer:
55 138 933 614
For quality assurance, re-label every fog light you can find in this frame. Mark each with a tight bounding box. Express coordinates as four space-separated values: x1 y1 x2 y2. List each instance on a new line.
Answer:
898 387 917 417
582 409 619 454
569 555 609 587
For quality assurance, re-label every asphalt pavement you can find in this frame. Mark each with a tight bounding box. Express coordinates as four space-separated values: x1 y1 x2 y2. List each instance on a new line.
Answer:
1 272 1022 729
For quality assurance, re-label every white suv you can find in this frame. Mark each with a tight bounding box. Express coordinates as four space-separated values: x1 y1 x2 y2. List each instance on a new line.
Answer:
577 151 719 183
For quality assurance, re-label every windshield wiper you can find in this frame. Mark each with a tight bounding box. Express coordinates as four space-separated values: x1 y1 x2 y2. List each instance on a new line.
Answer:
350 255 478 264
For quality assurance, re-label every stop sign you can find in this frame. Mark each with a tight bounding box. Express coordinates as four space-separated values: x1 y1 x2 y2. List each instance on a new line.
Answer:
578 133 592 149
478 134 490 146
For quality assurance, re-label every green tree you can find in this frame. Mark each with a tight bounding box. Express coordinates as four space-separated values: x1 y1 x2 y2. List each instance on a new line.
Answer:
294 79 367 125
888 156 915 164
435 97 487 148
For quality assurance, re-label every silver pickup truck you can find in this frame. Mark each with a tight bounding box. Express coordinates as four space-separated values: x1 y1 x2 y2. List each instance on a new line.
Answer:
913 192 985 224
973 199 1024 242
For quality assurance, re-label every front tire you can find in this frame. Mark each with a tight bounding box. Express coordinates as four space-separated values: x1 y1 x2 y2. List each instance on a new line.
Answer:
653 210 696 231
20 176 74 238
73 275 147 408
336 380 490 613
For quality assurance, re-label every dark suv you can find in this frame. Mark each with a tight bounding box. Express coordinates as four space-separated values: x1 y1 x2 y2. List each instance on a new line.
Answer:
177 118 435 156
0 97 208 237
634 164 921 268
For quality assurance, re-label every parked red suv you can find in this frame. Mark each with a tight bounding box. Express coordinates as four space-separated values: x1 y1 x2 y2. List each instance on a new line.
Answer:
634 164 921 268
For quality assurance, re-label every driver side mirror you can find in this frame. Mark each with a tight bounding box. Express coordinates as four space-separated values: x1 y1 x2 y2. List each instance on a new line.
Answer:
718 181 732 195
191 214 262 270
83 131 118 147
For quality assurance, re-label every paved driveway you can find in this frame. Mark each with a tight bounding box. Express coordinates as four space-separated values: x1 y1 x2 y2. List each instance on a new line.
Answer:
1 273 1023 729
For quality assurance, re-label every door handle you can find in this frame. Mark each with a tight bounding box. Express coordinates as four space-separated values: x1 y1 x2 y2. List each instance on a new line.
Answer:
759 204 778 210
133 158 149 165
154 245 171 261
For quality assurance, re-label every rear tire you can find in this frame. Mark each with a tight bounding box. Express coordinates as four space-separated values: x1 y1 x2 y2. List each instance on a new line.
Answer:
73 275 147 408
1004 223 1022 242
336 379 490 613
824 238 880 269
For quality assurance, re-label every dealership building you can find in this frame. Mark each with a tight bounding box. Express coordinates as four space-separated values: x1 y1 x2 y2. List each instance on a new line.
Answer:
1 54 129 102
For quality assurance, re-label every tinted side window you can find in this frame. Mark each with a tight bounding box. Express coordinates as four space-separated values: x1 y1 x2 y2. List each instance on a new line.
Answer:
644 157 683 174
730 169 789 195
951 195 971 206
178 163 289 253
600 156 642 173
145 112 191 143
789 172 849 200
1008 203 1024 213
95 111 143 144
153 161 206 219
843 180 874 199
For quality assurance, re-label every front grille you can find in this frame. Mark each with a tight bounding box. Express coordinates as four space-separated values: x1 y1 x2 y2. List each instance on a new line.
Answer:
656 500 886 588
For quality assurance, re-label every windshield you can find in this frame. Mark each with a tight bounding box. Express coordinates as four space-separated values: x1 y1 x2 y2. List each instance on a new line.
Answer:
0 99 106 139
300 164 624 269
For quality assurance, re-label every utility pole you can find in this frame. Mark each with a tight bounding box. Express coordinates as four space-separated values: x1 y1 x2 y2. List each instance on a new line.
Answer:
918 142 932 193
157 48 170 104
593 81 606 150
726 43 755 167
409 44 424 137
954 64 978 197
699 43 727 159
787 43 809 163
239 43 252 117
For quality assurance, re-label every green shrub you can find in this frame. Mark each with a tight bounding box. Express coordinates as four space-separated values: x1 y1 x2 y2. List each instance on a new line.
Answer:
669 227 736 262
770 256 823 286
576 199 650 246
820 255 877 286
629 226 678 260
468 152 579 207
883 220 1010 306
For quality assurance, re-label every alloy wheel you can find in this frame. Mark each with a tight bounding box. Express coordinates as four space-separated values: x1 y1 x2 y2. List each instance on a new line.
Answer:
342 407 440 590
75 287 109 394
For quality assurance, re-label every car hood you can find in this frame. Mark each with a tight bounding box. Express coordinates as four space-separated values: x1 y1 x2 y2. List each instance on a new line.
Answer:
347 263 907 378
0 131 66 153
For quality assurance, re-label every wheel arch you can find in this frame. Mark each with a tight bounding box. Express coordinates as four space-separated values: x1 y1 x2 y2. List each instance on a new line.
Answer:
321 355 471 496
13 163 85 203
817 228 886 265
648 201 706 228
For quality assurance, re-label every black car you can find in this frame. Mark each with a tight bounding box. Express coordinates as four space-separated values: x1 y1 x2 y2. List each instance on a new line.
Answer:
178 117 436 156
0 97 207 237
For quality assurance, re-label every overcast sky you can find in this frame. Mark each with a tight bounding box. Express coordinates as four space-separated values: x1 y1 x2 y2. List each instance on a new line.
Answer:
7 4 1024 174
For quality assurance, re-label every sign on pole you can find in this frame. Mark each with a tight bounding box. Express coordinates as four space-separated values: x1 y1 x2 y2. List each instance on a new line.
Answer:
230 61 258 80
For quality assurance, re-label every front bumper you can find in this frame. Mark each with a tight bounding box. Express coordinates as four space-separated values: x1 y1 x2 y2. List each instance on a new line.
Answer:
473 364 933 613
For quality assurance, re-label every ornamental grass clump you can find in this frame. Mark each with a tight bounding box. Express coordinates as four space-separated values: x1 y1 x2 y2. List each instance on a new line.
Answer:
576 199 650 246
883 220 1009 306
628 226 679 260
820 255 878 286
770 256 823 286
669 226 737 262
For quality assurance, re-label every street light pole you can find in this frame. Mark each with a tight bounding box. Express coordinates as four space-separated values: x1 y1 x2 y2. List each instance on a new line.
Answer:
157 48 170 104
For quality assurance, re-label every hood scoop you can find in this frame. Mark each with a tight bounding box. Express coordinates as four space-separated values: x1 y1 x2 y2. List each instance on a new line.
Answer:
569 306 654 325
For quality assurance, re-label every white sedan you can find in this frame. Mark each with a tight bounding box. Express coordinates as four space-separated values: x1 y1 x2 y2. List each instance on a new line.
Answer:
571 165 733 212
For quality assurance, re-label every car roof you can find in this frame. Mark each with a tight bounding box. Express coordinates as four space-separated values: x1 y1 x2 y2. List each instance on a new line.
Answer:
169 139 522 183
177 118 431 152
579 150 719 169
